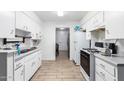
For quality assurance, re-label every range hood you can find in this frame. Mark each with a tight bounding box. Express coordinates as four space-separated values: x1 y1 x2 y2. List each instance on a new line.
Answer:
80 28 86 32
15 28 32 38
90 26 105 32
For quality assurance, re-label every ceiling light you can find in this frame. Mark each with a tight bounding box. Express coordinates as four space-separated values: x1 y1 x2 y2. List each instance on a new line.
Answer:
60 27 64 30
57 11 64 16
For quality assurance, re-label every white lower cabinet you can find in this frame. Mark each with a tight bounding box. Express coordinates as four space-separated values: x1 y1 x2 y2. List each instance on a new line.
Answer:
95 57 117 81
24 50 42 81
7 53 14 81
25 58 32 81
95 73 104 81
96 65 115 81
14 65 25 81
14 50 42 81
14 57 25 81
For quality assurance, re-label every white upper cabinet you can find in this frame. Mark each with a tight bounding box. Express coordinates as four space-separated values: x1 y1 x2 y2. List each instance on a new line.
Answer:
86 12 104 32
105 11 124 39
0 12 15 38
92 12 104 29
16 12 42 39
31 22 42 39
86 31 91 40
16 12 32 32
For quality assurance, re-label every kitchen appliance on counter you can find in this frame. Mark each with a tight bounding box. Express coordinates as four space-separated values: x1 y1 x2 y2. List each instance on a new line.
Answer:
95 42 104 48
101 43 118 56
80 49 95 81
109 43 118 54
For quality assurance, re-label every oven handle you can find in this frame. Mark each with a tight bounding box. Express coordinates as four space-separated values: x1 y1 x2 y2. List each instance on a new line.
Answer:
80 54 89 59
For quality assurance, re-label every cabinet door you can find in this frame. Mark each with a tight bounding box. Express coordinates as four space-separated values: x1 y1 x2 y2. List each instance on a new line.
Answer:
95 73 104 81
16 12 31 32
31 22 37 39
0 12 15 38
105 11 124 39
92 12 104 30
25 59 32 81
86 32 91 40
7 53 14 81
14 66 24 81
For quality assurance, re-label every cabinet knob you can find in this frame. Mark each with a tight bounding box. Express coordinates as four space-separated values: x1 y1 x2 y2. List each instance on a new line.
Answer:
10 30 14 34
23 26 25 29
26 26 28 30
106 30 110 34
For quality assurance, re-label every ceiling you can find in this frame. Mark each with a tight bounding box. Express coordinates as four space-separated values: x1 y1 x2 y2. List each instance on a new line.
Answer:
35 11 88 22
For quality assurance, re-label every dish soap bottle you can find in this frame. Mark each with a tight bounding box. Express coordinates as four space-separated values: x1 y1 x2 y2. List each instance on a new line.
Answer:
15 43 21 55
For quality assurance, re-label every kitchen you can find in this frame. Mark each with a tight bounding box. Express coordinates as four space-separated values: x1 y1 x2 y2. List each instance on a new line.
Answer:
0 11 124 81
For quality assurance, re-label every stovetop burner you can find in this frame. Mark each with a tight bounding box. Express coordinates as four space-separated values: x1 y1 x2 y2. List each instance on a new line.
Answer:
82 48 100 53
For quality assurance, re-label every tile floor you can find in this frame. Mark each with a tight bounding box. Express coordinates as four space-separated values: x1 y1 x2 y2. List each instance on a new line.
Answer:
31 51 85 81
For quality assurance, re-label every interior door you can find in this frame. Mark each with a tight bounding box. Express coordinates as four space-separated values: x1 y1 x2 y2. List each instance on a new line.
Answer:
56 30 69 51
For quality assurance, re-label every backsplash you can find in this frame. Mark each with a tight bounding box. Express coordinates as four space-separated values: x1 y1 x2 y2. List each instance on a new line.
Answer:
106 39 124 54
91 31 124 55
0 38 39 49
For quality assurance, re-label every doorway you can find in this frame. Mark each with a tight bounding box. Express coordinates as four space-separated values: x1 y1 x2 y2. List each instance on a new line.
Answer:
55 27 70 60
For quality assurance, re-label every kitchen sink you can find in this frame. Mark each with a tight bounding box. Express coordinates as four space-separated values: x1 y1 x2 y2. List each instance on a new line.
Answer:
3 48 12 50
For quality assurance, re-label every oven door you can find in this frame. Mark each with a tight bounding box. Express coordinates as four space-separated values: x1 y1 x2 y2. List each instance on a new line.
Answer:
80 51 90 76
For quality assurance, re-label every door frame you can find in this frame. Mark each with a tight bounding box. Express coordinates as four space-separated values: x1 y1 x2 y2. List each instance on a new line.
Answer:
55 27 70 60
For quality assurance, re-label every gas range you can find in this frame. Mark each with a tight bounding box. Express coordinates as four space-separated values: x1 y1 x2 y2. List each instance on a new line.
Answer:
80 48 99 81
82 48 100 53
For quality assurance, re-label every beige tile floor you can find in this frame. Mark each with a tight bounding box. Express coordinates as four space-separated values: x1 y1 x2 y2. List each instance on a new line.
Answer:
31 51 85 81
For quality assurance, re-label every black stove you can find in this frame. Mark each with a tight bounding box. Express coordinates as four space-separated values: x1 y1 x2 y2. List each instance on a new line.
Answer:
82 48 100 53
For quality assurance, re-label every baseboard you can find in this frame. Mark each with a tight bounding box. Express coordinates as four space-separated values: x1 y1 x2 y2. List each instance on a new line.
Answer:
42 60 56 62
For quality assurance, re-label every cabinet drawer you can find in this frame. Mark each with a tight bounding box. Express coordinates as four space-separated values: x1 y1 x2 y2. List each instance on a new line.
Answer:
95 58 115 76
96 65 115 81
95 73 104 81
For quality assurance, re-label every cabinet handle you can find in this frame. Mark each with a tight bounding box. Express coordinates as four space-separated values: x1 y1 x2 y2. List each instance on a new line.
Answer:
26 26 28 30
106 30 110 34
32 62 35 66
23 26 25 29
114 68 116 77
100 72 105 79
10 30 14 34
21 68 24 76
100 64 105 69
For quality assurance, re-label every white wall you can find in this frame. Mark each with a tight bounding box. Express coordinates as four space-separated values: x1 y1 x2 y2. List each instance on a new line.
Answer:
42 21 80 60
56 30 69 51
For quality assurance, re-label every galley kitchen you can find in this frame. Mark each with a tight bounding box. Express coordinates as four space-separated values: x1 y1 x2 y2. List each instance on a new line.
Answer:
0 11 124 81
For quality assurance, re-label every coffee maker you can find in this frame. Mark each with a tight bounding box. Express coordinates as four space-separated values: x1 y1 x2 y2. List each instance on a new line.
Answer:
109 43 118 54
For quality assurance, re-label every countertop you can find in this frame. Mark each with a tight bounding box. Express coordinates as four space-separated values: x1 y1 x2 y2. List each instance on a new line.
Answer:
94 53 124 66
0 49 17 53
15 48 41 60
81 49 124 66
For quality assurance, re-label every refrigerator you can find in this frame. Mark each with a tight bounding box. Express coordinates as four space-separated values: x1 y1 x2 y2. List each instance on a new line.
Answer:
73 31 89 65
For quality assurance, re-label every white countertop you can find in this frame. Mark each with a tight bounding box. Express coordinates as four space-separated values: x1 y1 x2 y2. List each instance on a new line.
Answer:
0 49 17 53
81 49 124 66
94 53 124 66
15 48 41 60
